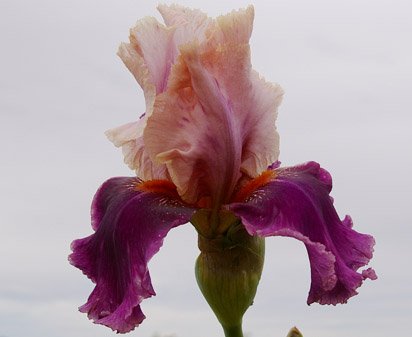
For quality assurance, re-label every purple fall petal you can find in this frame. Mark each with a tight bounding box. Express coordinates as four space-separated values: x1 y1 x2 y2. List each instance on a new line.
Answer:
69 177 196 333
228 161 376 305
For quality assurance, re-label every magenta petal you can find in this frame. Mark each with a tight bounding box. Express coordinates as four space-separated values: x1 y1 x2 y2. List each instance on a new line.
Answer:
228 162 376 305
69 177 196 333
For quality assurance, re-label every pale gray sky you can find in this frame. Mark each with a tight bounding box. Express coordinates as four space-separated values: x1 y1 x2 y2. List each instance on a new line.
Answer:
1 0 411 336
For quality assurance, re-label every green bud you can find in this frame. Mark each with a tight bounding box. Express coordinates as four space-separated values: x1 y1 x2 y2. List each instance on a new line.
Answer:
191 209 265 337
286 327 303 337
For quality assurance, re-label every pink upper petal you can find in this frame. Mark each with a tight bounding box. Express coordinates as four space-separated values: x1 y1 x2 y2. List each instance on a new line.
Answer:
69 177 196 333
121 16 176 95
207 5 254 45
228 162 376 305
144 45 243 205
143 7 283 204
157 4 212 46
108 17 176 177
205 6 283 177
109 6 283 203
107 7 212 179
105 119 168 180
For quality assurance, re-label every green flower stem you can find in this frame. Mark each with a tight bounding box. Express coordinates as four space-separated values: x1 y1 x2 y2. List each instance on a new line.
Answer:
223 325 244 337
191 209 265 337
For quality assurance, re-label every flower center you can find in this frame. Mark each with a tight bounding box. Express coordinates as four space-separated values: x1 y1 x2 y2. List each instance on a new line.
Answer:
231 170 276 202
136 179 180 199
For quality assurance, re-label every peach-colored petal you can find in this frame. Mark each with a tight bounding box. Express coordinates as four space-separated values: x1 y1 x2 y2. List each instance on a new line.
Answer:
105 121 141 148
133 136 169 180
105 119 167 181
126 17 175 94
157 4 208 26
157 4 213 49
117 43 156 117
207 5 254 46
240 70 283 177
110 5 282 201
111 12 213 177
105 122 141 170
110 17 176 177
200 48 283 178
143 7 282 203
204 5 283 177
144 45 243 205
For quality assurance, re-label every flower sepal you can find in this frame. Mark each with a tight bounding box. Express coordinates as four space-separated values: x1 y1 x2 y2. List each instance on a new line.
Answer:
192 210 265 337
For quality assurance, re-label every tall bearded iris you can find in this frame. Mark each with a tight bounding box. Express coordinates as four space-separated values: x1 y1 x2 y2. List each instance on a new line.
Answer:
69 5 376 336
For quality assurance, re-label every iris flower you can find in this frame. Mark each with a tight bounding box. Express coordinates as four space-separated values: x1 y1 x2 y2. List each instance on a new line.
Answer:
69 4 376 336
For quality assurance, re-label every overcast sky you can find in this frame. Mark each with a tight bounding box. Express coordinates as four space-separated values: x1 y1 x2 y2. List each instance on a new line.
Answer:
1 0 411 337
